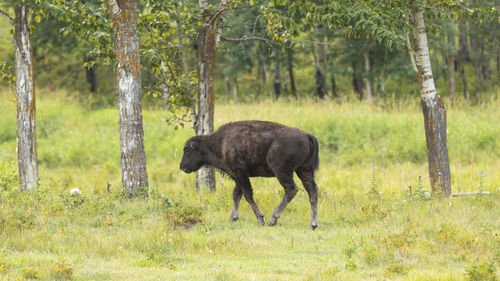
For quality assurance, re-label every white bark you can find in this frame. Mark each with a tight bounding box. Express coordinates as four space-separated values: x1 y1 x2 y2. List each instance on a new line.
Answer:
106 0 149 192
412 8 452 196
14 3 38 191
412 10 437 107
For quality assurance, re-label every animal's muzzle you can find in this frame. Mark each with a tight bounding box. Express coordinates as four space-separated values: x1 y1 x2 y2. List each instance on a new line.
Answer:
180 164 191 173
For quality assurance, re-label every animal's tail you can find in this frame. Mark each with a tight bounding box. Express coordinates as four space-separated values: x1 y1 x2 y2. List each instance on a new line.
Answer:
309 135 320 171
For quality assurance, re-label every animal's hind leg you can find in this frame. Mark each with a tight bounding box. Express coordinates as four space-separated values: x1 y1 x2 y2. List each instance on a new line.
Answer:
237 176 265 225
297 168 318 230
269 173 299 226
230 184 243 221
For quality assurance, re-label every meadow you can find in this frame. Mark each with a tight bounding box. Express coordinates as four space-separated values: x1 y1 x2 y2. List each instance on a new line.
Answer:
0 90 499 280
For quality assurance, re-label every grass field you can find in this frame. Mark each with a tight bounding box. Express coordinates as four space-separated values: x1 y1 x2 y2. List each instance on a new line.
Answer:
0 90 499 280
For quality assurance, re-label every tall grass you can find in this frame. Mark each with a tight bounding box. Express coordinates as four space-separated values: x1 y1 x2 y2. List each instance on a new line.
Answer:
0 90 499 280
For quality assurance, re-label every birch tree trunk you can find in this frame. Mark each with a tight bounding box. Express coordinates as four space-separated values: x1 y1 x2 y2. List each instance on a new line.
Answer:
14 3 38 191
363 50 373 103
312 28 327 99
105 0 149 194
195 0 224 192
412 9 451 196
232 78 239 102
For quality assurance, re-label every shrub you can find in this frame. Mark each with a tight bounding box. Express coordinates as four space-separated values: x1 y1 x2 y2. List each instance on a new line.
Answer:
385 263 409 276
164 197 204 229
50 262 73 280
465 261 497 281
0 161 18 192
22 267 39 279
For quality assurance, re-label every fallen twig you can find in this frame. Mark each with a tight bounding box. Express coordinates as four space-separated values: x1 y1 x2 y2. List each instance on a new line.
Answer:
452 191 492 197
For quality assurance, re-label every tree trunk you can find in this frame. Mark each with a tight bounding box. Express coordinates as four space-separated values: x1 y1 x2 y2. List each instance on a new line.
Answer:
377 49 387 98
14 3 38 191
195 1 219 192
412 9 451 196
233 78 239 102
447 33 456 100
105 0 149 194
224 77 230 95
287 48 297 99
458 20 469 99
330 73 337 98
273 48 282 99
352 61 363 100
363 50 373 103
85 56 97 93
311 28 327 99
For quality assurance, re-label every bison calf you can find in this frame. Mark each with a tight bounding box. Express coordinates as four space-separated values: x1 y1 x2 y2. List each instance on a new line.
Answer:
180 120 319 229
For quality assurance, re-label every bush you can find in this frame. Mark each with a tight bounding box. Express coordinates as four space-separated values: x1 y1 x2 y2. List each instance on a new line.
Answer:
50 262 73 280
0 161 18 191
164 197 204 229
465 261 497 281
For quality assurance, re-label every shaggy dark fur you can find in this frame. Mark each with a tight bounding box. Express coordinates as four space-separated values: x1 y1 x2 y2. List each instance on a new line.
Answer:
180 120 320 229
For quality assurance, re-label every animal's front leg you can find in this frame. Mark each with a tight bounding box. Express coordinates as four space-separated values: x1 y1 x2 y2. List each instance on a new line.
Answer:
237 176 265 225
230 184 243 221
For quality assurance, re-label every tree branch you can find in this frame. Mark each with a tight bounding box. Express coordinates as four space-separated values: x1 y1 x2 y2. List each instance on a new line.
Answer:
221 35 282 46
406 32 418 74
0 9 14 25
104 0 121 17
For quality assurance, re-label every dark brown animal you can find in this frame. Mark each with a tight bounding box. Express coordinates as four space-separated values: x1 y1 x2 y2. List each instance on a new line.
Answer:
180 120 319 229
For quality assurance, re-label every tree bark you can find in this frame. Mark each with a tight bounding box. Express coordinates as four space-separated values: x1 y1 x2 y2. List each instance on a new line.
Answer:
232 78 239 102
352 61 363 100
363 50 373 103
287 48 297 99
412 9 451 196
273 48 282 99
195 0 221 192
330 73 337 98
14 3 38 191
311 28 327 99
447 33 456 100
105 0 149 194
85 56 97 93
377 49 387 98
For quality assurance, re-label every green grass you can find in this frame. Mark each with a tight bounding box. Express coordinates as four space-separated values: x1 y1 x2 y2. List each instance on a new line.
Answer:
0 90 499 280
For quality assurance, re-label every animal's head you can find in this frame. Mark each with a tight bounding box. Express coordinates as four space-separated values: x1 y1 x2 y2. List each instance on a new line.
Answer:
180 136 205 173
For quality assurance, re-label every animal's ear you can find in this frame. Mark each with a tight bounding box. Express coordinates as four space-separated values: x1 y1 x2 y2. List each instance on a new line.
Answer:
189 140 200 151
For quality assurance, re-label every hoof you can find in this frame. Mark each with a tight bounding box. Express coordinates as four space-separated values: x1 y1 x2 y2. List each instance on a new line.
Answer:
230 215 239 221
268 216 278 226
257 216 265 226
310 224 318 231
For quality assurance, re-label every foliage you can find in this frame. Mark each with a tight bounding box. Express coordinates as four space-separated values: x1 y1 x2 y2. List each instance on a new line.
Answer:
164 195 205 229
465 260 497 281
0 161 17 192
49 262 73 280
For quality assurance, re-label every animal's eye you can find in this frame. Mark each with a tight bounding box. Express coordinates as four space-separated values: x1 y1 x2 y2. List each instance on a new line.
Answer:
183 147 189 152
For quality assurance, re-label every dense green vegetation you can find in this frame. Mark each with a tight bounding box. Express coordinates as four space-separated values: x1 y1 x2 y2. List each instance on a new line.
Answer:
1 91 499 280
